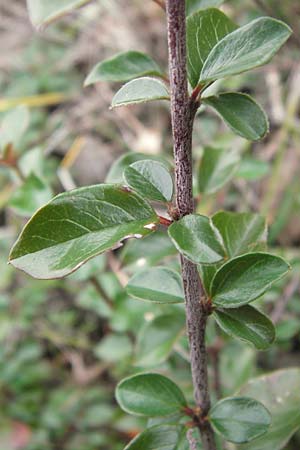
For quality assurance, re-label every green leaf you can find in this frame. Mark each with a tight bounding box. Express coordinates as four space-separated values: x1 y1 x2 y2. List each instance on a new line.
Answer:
106 152 170 183
210 396 271 443
26 0 92 28
111 77 169 108
168 214 225 265
237 157 270 180
84 51 163 86
116 373 187 417
9 173 53 217
203 93 269 140
198 147 240 194
136 312 186 367
214 305 275 350
186 0 224 16
210 253 290 308
238 368 300 450
94 334 132 362
9 184 158 279
0 106 30 151
212 211 267 258
200 17 292 83
186 9 237 88
124 424 183 450
126 267 184 304
124 160 173 202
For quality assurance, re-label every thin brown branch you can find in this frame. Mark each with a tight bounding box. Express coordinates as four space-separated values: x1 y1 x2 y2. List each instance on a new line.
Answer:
165 1 216 449
152 0 166 11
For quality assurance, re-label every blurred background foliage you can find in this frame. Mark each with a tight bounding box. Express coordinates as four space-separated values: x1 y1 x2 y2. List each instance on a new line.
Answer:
0 0 300 449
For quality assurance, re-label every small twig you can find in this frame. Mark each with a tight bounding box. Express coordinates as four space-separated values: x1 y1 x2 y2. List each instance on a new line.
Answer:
89 276 114 309
152 0 166 11
271 275 300 324
159 215 173 227
107 251 129 287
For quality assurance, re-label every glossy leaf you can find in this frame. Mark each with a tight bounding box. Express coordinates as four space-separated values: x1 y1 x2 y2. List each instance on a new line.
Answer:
84 51 163 86
198 147 240 194
212 211 267 258
238 368 300 450
136 312 186 366
200 17 292 83
116 373 187 417
186 0 224 16
124 424 183 450
111 77 169 108
9 184 158 279
168 214 225 265
27 0 92 28
126 267 184 304
9 173 53 217
214 305 275 350
211 253 290 308
124 160 173 202
186 9 237 87
203 93 269 140
106 152 170 183
210 397 271 443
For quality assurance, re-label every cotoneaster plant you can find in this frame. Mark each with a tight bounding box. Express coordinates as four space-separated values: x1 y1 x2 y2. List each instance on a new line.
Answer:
9 1 294 449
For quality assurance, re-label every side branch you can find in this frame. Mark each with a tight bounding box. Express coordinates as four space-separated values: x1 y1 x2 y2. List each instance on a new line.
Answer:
165 1 216 449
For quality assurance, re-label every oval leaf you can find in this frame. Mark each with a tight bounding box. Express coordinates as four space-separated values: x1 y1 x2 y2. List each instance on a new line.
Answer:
238 368 300 450
210 397 271 443
127 267 184 304
200 17 292 83
187 8 237 87
168 214 225 264
124 424 183 450
212 211 267 258
136 312 186 367
27 0 92 28
211 253 290 308
9 184 158 279
116 373 187 417
214 305 275 350
186 0 224 16
203 93 269 141
124 160 173 202
198 147 240 194
84 51 163 86
111 77 169 108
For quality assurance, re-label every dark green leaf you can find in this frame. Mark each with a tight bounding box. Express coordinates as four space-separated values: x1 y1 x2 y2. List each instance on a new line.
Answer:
214 305 275 350
211 253 290 308
198 147 240 194
124 424 183 450
200 17 292 83
203 93 269 140
186 9 237 88
9 173 53 217
186 0 224 16
126 267 184 304
136 312 186 367
9 184 158 279
84 51 163 86
124 160 173 202
27 0 92 28
116 373 187 417
168 214 225 264
212 211 267 258
111 77 169 108
238 368 300 450
210 396 271 443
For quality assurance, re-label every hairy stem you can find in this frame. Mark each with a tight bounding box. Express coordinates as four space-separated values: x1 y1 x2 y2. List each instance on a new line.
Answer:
165 1 216 449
